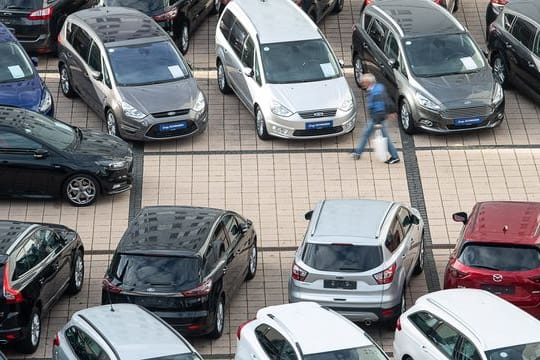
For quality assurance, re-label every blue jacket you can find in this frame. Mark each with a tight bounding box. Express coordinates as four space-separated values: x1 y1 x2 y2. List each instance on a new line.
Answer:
367 83 389 122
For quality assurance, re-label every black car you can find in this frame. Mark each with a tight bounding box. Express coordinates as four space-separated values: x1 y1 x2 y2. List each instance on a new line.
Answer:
487 0 540 101
97 0 216 54
0 0 97 54
0 106 133 206
295 0 344 23
0 220 84 353
486 0 509 39
102 206 258 338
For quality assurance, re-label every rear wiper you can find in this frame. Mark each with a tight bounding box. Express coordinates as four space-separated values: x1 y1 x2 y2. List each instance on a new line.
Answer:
147 282 174 286
469 264 499 271
6 6 29 10
338 267 363 271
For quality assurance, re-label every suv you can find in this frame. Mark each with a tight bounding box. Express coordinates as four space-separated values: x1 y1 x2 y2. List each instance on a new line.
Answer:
486 0 509 37
444 201 540 318
53 304 203 360
288 199 424 326
102 206 257 338
215 0 356 140
58 7 208 141
352 0 504 134
0 220 84 354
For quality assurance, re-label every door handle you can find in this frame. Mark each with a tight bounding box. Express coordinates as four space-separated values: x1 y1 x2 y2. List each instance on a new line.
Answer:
39 277 45 285
421 345 428 352
504 42 512 49
237 68 242 73
528 61 535 68
223 266 228 274
362 43 369 49
250 354 257 359
402 253 407 258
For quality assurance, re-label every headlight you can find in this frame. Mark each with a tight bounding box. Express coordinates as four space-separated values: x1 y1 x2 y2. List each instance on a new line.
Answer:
415 92 440 111
270 101 293 117
95 160 128 170
192 91 206 112
38 88 52 113
492 82 504 104
122 101 147 120
339 94 354 112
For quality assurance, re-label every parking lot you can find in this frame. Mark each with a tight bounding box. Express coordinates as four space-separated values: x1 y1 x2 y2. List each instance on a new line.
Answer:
2 0 540 358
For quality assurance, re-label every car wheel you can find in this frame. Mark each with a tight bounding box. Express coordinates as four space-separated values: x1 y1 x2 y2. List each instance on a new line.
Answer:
255 107 271 140
59 64 76 99
353 55 364 88
64 174 98 207
16 307 41 354
399 99 416 134
177 21 190 55
208 295 225 339
66 249 84 294
413 232 425 275
217 60 232 94
106 109 120 137
211 0 221 14
332 0 344 13
245 244 258 280
492 53 509 88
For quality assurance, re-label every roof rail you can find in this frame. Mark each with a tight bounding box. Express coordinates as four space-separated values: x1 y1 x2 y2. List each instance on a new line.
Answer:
310 200 326 236
266 313 304 358
78 314 121 360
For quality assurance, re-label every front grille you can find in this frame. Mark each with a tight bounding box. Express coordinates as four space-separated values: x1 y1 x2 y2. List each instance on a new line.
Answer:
441 106 491 119
293 126 343 137
152 109 190 118
299 109 337 119
146 120 197 138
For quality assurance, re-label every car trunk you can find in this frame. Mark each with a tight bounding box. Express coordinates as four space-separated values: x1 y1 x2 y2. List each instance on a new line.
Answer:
0 1 47 42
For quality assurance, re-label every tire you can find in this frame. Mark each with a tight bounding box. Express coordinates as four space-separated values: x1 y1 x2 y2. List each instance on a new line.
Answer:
16 307 41 354
59 64 76 99
63 174 99 207
176 21 190 55
332 0 344 13
413 232 425 275
245 244 258 280
208 294 225 339
66 249 84 294
105 109 120 138
217 60 232 94
353 54 364 88
255 107 271 140
211 0 221 14
492 53 509 89
399 99 416 134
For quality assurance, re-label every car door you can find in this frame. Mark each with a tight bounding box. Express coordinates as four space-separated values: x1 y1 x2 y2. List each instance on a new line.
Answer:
407 311 451 360
506 16 537 87
227 20 249 102
384 217 406 288
222 214 249 289
253 324 299 360
397 207 419 280
236 35 256 107
85 40 113 115
208 223 233 296
65 22 93 98
361 14 388 83
43 228 72 296
382 30 406 107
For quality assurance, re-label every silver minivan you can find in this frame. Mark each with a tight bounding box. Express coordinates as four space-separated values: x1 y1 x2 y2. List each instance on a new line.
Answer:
289 199 425 327
215 0 356 140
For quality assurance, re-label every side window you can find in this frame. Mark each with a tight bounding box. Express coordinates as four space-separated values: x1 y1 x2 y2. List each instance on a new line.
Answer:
429 322 461 358
65 326 110 360
87 42 102 73
103 63 112 88
510 17 535 50
223 215 241 245
13 230 49 280
367 19 388 50
255 325 298 360
363 13 373 32
71 24 92 61
254 51 262 85
385 218 403 253
219 9 236 40
409 311 440 336
211 224 230 258
0 132 40 150
397 207 412 235
504 13 516 31
384 33 400 60
533 32 540 58
229 21 248 58
454 337 481 360
241 37 255 69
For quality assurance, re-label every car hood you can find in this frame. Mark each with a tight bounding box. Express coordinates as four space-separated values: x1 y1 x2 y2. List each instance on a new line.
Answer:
267 77 352 112
118 78 199 115
0 76 42 111
69 129 131 160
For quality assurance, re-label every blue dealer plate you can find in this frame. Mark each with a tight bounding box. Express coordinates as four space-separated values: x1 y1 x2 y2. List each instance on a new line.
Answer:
306 120 333 130
454 117 483 126
159 121 187 132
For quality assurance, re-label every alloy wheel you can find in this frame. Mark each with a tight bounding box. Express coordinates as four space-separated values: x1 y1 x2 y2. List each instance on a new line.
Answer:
30 313 40 347
401 102 410 129
249 246 257 275
354 57 363 87
493 57 505 85
106 111 117 136
256 110 265 137
74 255 84 289
60 67 70 95
215 299 224 334
66 176 97 206
218 64 226 90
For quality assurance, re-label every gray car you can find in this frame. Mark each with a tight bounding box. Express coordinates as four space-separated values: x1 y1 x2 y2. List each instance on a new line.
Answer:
58 7 208 141
52 304 203 360
288 199 425 327
352 0 505 134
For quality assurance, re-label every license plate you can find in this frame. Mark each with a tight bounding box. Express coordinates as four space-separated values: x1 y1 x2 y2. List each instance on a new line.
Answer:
454 117 483 126
306 120 333 130
480 285 515 295
324 280 357 290
131 296 177 308
159 121 187 132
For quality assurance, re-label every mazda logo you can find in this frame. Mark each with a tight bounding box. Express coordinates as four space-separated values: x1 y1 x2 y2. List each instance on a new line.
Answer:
492 274 503 282
313 112 324 117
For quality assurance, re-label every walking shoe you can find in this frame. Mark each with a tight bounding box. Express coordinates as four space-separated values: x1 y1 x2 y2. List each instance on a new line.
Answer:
351 152 361 160
385 157 400 164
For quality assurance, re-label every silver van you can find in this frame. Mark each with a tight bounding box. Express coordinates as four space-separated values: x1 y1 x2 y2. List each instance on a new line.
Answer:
215 0 356 140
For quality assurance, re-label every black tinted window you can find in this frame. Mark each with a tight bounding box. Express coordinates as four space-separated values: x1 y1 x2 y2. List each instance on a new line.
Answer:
384 33 399 60
230 21 248 58
368 19 388 50
223 215 241 244
20 112 76 150
70 25 92 61
397 207 412 234
385 220 403 253
455 338 481 360
0 0 41 10
504 13 516 31
409 311 440 335
363 13 373 31
241 37 255 68
302 244 383 272
0 132 39 150
103 0 167 13
65 326 111 360
255 325 298 360
13 229 52 280
219 9 236 40
459 244 540 271
88 42 102 73
510 18 535 50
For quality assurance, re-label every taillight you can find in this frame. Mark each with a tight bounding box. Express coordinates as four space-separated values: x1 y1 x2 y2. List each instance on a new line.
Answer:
3 264 23 304
236 319 254 340
528 275 540 283
53 333 60 347
396 317 402 331
153 7 178 21
181 279 212 297
449 265 468 279
373 263 396 285
27 7 53 21
491 0 509 4
57 32 62 45
365 0 373 4
291 262 308 282
102 278 122 294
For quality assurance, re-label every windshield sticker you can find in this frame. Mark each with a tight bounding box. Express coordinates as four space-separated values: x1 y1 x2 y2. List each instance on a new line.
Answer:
108 49 115 53
405 41 412 45
168 65 184 78
460 57 477 70
263 47 270 52
8 65 24 79
320 63 334 77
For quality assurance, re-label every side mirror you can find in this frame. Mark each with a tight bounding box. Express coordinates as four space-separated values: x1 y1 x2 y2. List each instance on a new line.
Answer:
34 148 49 159
388 58 399 69
410 215 420 225
240 219 252 234
338 59 345 68
304 210 313 221
243 67 254 77
90 70 102 81
452 212 468 224
31 57 39 66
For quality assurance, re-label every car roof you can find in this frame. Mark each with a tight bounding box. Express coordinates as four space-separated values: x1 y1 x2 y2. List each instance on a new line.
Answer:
506 0 540 23
70 7 166 44
0 106 28 128
74 304 192 359
0 22 16 42
308 199 394 242
417 289 540 350
369 0 464 38
117 206 225 255
257 302 374 355
229 0 321 44
0 221 34 255
464 201 540 245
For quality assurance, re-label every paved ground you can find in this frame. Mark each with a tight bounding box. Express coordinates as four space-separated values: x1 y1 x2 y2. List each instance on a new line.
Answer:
2 0 540 358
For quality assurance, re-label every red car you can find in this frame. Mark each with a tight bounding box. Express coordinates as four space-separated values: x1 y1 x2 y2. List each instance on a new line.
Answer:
444 201 540 318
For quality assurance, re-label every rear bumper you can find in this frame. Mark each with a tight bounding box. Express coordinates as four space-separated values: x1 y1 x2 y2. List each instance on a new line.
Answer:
0 309 27 344
18 32 56 54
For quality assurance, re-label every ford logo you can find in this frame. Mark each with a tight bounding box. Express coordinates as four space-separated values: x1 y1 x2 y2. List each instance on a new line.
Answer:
492 274 503 282
167 111 176 116
464 100 472 105
313 112 324 117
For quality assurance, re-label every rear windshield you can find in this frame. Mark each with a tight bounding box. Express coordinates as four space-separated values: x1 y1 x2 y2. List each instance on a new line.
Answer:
0 42 34 83
102 0 167 13
459 243 540 271
486 342 540 360
0 0 42 11
111 254 200 292
302 244 383 272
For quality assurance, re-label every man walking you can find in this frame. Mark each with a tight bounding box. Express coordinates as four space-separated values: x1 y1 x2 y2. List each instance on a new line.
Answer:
352 73 400 164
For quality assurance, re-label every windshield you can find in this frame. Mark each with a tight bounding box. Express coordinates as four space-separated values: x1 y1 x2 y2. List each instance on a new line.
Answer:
103 0 167 13
260 39 341 84
0 42 34 83
23 113 76 150
0 0 41 10
107 41 189 86
111 254 200 292
303 244 383 272
486 342 540 360
403 33 485 77
459 243 540 271
305 345 389 360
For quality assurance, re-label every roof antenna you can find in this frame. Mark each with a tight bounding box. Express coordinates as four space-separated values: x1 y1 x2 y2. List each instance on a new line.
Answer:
105 281 115 312
502 225 508 234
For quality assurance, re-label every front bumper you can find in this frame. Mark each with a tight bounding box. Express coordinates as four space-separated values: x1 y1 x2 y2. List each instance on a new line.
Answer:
97 167 133 195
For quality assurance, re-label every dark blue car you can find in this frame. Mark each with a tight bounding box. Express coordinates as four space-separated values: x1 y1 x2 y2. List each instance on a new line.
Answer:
0 23 53 116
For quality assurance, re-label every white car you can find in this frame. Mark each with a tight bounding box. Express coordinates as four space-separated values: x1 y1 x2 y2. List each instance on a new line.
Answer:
393 289 540 360
235 301 389 360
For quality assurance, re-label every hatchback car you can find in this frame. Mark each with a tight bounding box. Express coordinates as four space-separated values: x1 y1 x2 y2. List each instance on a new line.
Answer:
96 0 216 54
236 302 389 360
353 0 505 134
394 289 540 360
0 22 53 116
53 304 203 360
288 199 424 326
0 106 133 206
58 7 208 141
0 220 84 354
0 0 97 54
102 206 257 338
215 0 356 140
444 201 540 318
